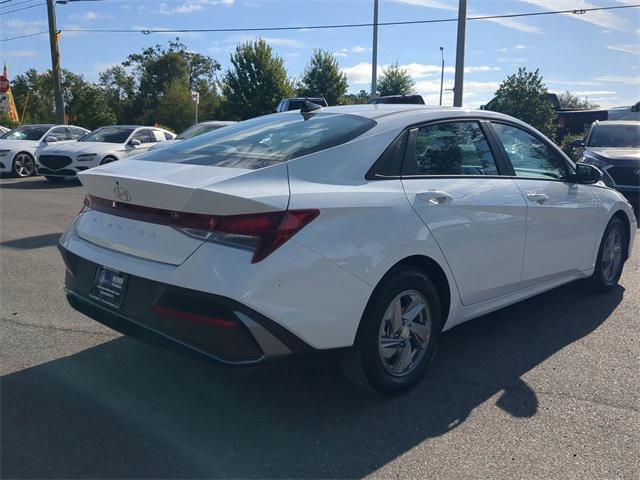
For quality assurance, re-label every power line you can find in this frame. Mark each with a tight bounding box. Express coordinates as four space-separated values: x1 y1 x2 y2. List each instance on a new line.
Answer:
54 4 640 35
1 3 639 41
0 2 43 15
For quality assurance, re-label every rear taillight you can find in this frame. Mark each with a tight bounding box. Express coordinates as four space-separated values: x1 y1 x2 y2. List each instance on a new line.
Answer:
84 195 319 263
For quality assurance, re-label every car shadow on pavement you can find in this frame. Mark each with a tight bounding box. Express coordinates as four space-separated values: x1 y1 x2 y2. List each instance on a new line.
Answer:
0 282 624 479
0 233 61 250
0 178 81 189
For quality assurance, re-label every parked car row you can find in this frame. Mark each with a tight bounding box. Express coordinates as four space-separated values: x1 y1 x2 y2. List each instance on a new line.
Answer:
0 120 236 180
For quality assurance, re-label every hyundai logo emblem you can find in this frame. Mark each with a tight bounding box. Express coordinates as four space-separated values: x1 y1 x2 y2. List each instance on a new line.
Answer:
634 168 640 176
113 184 131 202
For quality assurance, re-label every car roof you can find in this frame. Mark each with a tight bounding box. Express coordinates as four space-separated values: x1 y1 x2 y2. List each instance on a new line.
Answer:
198 120 237 126
305 104 522 128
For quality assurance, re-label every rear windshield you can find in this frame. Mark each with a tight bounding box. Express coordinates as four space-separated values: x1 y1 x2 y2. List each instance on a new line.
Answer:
137 112 376 169
587 124 640 148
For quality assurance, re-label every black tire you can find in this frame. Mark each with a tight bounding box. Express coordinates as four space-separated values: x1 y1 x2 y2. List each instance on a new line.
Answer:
586 217 627 293
12 152 35 177
44 176 65 183
100 156 117 165
341 267 442 395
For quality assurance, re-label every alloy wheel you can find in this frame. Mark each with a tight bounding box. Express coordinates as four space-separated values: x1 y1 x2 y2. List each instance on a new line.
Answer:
14 154 34 177
378 289 432 377
602 228 623 283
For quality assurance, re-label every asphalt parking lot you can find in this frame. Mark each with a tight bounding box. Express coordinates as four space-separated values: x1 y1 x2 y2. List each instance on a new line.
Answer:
1 175 638 479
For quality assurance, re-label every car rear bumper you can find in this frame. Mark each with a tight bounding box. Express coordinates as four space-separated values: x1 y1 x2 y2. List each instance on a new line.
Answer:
60 246 318 365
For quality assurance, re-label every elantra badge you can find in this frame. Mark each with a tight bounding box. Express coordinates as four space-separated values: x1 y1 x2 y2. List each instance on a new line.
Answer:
113 184 131 202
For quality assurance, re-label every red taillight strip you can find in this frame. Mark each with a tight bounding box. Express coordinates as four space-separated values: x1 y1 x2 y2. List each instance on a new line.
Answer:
84 195 319 263
85 195 218 231
153 306 237 328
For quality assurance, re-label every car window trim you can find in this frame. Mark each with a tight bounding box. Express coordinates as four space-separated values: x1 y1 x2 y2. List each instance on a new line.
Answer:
486 120 577 183
401 118 512 179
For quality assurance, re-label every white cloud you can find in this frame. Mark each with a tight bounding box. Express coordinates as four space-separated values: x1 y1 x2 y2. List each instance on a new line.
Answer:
223 34 304 48
68 11 114 21
546 79 601 86
514 44 526 50
594 75 640 85
393 0 542 33
159 0 235 15
2 19 46 35
342 62 500 85
3 50 36 59
519 1 631 31
608 44 640 55
334 45 371 58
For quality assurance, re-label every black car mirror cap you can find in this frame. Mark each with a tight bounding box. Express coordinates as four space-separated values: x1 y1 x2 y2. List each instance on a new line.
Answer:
574 163 603 184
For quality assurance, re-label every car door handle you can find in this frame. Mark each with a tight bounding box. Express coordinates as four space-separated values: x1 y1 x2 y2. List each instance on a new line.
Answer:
416 190 453 205
526 193 549 205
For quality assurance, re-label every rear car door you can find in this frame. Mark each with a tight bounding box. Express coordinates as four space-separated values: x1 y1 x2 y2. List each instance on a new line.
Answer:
401 120 527 305
490 122 598 284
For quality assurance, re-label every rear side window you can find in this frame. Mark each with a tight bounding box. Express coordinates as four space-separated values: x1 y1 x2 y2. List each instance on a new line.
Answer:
403 121 499 176
138 112 376 169
492 123 570 179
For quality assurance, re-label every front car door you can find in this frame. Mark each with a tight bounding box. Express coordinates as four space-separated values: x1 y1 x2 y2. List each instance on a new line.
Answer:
490 122 598 285
126 129 154 157
401 120 527 305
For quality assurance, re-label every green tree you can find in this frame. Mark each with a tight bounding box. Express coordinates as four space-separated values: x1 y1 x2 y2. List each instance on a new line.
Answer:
339 89 370 105
68 83 116 130
122 39 221 126
221 39 294 120
297 49 347 106
557 91 599 109
154 80 194 133
98 65 136 124
487 68 557 139
376 63 414 97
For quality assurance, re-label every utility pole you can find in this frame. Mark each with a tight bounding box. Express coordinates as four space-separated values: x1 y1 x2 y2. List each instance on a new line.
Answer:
439 46 445 106
453 0 466 107
191 90 200 124
46 0 65 124
370 0 379 98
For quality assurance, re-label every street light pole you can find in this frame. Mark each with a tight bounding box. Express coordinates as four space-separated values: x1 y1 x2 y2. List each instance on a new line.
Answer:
46 0 65 124
453 0 467 107
439 46 444 106
370 0 379 98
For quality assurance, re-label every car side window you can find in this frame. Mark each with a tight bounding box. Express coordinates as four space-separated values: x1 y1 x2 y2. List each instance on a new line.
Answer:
49 127 68 140
403 121 499 176
164 131 173 140
492 123 570 180
150 130 165 142
67 127 86 140
131 129 152 144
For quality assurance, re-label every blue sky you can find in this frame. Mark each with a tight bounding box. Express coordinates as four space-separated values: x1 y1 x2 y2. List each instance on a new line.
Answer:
1 0 639 108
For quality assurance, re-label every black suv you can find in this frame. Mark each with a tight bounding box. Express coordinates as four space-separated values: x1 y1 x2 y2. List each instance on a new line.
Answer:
576 120 640 210
369 95 425 105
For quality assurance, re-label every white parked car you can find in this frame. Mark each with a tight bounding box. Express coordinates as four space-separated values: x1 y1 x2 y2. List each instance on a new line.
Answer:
148 121 236 152
59 105 636 394
0 124 88 177
36 125 175 182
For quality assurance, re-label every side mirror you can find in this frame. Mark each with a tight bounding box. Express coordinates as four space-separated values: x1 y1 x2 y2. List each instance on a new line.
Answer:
44 136 58 143
569 139 585 148
129 138 141 147
574 163 602 184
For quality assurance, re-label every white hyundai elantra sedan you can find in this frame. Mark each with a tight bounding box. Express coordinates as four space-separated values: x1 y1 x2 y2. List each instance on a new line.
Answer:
59 105 636 394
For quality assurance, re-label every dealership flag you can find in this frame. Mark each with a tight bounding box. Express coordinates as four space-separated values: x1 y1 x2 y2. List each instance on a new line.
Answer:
0 64 19 122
